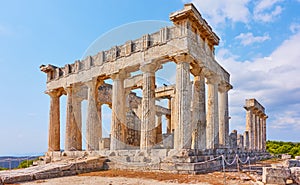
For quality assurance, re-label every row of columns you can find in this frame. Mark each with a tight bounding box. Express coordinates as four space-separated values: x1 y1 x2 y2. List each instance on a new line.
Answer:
173 56 232 150
47 56 232 152
245 106 268 151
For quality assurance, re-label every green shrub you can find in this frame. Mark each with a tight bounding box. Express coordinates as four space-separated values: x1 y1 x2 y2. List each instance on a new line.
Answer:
17 158 37 169
267 140 300 158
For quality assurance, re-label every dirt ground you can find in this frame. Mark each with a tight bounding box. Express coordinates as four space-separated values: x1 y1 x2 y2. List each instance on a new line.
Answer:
19 158 282 185
20 170 256 185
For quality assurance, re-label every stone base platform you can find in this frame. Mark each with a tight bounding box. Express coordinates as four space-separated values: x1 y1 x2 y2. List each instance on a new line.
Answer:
46 148 271 174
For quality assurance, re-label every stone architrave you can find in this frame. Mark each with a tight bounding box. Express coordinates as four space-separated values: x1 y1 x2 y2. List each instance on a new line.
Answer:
110 70 128 150
46 89 63 151
140 63 159 150
65 86 82 151
218 82 231 148
191 74 206 149
206 76 219 149
86 79 103 151
174 60 192 149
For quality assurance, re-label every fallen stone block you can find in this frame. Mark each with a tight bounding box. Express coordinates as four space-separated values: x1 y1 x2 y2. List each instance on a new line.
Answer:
290 167 300 184
262 167 291 184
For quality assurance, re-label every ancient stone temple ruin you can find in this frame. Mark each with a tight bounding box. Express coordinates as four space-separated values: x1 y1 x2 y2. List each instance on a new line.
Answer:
40 4 269 173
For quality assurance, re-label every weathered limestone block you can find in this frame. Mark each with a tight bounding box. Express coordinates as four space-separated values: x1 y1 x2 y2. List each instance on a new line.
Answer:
283 159 300 168
290 167 300 184
262 167 291 184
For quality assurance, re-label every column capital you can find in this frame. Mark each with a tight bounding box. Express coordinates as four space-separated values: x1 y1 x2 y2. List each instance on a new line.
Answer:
86 78 104 89
111 70 130 80
173 53 193 63
140 62 162 73
206 75 220 84
46 88 64 98
218 81 233 93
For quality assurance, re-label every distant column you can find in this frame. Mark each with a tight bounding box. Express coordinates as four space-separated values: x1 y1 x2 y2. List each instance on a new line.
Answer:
245 108 253 150
206 76 219 149
243 131 249 150
156 113 163 144
47 89 63 152
174 61 192 149
86 79 103 151
262 115 268 151
110 71 127 150
256 113 260 151
140 63 159 150
218 82 231 148
252 111 257 150
65 86 82 151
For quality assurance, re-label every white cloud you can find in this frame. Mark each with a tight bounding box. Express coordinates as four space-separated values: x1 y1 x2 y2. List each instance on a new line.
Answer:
235 32 270 46
253 0 283 22
190 0 251 27
217 30 300 136
290 23 300 33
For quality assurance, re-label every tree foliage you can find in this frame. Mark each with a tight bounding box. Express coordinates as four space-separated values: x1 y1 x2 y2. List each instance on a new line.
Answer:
17 159 36 169
267 140 300 157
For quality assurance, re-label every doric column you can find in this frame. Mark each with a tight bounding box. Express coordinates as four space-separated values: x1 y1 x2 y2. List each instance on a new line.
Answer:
262 115 268 151
65 86 82 151
252 111 257 150
244 131 249 150
258 114 263 151
166 114 171 134
140 63 159 150
156 113 163 144
191 74 206 149
206 76 219 149
218 82 231 148
110 70 128 150
47 89 63 151
86 79 103 151
174 60 192 149
256 113 261 151
166 98 172 134
245 108 253 150
170 95 176 133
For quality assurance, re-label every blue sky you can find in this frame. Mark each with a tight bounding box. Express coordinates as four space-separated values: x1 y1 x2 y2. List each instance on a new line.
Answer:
0 0 299 156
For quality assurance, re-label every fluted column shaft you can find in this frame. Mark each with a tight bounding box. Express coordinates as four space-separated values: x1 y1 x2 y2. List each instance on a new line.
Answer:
110 71 127 150
245 109 253 150
191 75 206 149
86 79 102 151
156 114 163 143
65 86 82 151
218 83 231 148
206 77 219 149
47 90 62 151
252 112 257 150
262 116 267 151
140 64 157 150
256 114 260 151
174 61 192 149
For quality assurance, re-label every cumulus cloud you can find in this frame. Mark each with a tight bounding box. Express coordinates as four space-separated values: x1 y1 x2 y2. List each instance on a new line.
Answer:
190 0 251 27
235 32 270 46
218 30 300 137
253 0 283 22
